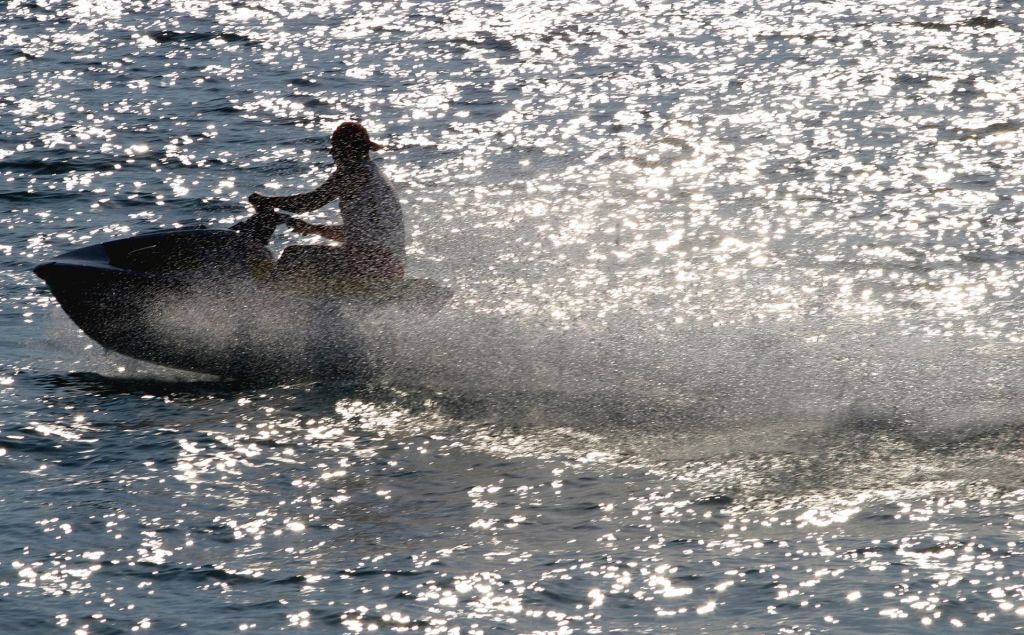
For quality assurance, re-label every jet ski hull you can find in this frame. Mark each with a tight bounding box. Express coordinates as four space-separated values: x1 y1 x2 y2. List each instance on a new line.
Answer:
34 228 444 382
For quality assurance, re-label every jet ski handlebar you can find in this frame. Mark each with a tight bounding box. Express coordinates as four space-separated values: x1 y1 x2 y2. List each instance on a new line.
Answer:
231 201 293 245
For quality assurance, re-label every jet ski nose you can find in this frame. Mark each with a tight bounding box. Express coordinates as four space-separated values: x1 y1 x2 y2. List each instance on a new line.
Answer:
33 260 94 285
33 261 58 281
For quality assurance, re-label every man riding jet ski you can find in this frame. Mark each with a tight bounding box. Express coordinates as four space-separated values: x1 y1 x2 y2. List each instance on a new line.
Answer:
33 122 450 381
238 121 406 291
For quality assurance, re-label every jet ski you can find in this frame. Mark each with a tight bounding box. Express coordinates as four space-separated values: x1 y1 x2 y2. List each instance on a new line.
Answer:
33 223 452 381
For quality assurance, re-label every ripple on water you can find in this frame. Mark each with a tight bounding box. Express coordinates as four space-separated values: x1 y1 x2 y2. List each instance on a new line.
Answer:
6 0 1024 632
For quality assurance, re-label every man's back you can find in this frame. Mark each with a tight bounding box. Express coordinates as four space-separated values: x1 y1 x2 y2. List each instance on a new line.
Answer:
336 159 405 262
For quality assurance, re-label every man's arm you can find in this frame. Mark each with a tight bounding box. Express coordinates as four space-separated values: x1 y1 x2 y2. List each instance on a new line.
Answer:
286 217 345 242
250 174 340 213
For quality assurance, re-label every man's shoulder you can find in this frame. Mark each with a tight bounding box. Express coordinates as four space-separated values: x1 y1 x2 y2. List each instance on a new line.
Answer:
336 159 379 177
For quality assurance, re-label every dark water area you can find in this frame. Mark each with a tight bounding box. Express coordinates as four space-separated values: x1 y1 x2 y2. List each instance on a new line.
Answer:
5 0 1024 632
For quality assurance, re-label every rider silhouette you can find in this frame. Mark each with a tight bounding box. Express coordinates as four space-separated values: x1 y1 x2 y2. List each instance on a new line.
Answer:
242 122 405 284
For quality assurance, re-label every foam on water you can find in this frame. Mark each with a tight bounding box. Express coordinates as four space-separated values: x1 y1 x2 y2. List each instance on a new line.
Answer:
365 306 1021 448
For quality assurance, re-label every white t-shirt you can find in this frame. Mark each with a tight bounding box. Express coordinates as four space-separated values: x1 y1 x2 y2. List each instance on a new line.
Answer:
334 159 405 260
267 157 405 263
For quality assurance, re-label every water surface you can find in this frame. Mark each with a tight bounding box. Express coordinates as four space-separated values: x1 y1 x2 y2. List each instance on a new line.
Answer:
4 0 1024 632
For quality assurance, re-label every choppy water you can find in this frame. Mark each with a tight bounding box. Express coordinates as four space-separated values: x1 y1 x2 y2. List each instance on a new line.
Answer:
5 0 1024 632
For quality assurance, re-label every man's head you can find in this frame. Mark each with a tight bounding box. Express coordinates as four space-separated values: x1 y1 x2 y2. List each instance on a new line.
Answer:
330 122 383 160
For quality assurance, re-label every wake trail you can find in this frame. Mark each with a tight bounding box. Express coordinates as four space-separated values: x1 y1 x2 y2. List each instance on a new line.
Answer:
365 307 1024 453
